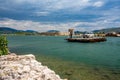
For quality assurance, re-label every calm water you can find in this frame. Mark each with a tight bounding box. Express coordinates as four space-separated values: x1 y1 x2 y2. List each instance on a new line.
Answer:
7 36 120 69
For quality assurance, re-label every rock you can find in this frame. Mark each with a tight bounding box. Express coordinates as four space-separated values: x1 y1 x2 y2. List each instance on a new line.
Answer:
23 66 31 72
0 54 64 80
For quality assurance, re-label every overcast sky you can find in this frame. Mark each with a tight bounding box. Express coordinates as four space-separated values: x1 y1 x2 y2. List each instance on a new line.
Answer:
0 0 120 32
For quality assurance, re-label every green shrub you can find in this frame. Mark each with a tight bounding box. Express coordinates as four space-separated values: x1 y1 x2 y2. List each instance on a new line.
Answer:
0 36 9 55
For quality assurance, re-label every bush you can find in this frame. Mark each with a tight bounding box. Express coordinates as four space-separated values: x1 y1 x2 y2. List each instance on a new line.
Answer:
0 36 9 55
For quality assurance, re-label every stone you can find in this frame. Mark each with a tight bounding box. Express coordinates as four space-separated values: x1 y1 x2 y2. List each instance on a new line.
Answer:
23 66 31 72
0 54 64 80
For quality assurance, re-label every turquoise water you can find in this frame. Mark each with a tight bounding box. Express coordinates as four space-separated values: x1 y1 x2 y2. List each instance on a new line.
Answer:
7 36 120 69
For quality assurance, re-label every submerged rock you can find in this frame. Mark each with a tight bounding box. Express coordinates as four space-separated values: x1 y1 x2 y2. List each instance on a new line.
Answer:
0 53 64 80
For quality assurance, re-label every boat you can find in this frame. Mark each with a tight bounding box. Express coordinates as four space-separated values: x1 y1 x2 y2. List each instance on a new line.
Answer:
66 37 107 43
65 29 107 43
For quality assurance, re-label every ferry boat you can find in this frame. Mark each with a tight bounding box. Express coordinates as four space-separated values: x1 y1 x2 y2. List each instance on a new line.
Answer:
66 29 107 43
66 37 107 43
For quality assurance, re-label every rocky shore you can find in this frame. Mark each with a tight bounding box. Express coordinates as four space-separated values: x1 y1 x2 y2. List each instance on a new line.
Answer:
0 53 65 80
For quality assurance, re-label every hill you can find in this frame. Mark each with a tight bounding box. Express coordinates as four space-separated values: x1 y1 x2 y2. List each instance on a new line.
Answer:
0 27 18 33
47 30 60 33
0 27 38 35
93 27 120 33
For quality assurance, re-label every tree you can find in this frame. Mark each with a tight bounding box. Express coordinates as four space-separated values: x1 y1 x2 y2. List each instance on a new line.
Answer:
0 36 9 55
68 29 74 38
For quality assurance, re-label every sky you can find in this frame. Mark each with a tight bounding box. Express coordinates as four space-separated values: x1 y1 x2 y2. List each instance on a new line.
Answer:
0 0 120 32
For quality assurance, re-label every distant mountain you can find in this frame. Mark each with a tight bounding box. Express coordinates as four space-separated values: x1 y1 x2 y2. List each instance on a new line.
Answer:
25 30 38 33
47 30 60 33
0 27 38 34
0 27 19 34
0 27 18 32
93 27 120 33
74 31 85 34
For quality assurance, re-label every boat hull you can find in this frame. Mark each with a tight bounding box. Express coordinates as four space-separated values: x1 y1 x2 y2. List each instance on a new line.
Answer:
66 37 107 43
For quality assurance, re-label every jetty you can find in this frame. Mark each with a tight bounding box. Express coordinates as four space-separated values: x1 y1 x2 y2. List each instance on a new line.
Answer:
66 29 107 43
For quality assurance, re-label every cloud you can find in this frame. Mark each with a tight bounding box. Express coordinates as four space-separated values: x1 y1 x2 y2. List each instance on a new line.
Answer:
0 18 73 32
95 7 120 22
0 0 105 13
0 0 120 31
45 0 90 11
32 12 50 16
93 1 104 7
0 0 108 22
0 18 120 32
